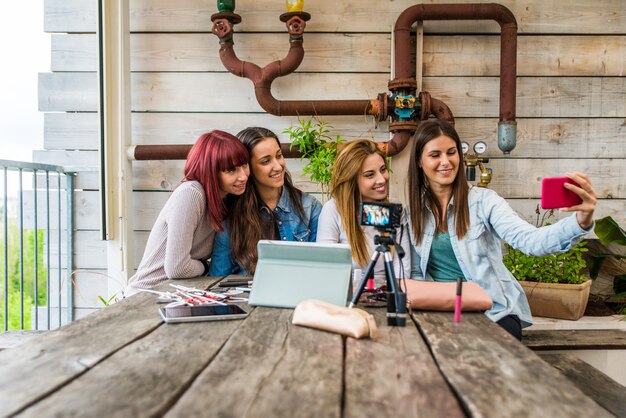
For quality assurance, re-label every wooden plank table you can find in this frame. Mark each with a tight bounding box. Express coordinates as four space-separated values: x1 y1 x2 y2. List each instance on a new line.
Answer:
0 277 614 418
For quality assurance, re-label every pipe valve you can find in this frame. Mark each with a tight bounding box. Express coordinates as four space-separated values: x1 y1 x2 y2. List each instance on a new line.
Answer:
393 95 417 120
212 18 233 38
462 141 492 188
286 16 306 35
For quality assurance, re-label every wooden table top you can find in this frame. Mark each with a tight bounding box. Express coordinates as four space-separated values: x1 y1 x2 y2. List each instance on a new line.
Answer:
0 277 613 418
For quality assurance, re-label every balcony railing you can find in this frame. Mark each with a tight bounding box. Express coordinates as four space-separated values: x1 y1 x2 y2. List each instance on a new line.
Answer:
1 159 75 332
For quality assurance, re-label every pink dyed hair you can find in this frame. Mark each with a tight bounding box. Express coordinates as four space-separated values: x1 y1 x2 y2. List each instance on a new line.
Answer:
183 130 249 230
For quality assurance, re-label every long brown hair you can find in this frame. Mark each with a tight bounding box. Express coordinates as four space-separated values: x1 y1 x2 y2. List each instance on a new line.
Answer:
183 130 249 231
229 127 306 274
408 119 469 244
331 140 388 267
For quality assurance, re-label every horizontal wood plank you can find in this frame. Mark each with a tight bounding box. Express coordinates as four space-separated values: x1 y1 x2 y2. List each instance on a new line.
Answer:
539 353 626 418
412 312 613 418
39 72 626 117
344 309 464 418
53 32 393 73
18 298 244 418
166 307 343 418
32 149 98 170
45 0 626 34
523 329 626 350
45 113 626 159
0 331 47 352
48 229 148 273
0 291 165 416
51 33 626 76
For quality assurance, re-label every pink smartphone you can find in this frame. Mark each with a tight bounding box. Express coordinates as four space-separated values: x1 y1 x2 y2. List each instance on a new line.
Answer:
541 177 583 209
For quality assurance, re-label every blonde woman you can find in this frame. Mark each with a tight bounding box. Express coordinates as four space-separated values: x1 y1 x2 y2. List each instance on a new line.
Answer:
316 140 411 285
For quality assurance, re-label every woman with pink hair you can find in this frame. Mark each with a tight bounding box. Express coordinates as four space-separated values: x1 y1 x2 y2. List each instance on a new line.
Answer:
128 130 250 291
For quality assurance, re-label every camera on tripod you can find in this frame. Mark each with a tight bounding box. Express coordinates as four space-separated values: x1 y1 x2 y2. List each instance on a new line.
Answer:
360 202 402 231
351 201 407 327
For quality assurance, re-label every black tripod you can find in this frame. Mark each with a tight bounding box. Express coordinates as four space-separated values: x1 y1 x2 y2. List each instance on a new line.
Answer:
348 229 407 327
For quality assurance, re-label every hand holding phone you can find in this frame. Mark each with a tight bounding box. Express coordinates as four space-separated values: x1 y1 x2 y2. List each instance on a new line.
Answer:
541 176 583 209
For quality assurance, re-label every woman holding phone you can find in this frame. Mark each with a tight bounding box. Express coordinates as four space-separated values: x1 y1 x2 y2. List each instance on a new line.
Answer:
316 140 411 285
406 119 597 339
209 127 322 276
128 130 250 292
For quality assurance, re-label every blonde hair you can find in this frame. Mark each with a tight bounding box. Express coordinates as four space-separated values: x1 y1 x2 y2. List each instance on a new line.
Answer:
331 140 387 267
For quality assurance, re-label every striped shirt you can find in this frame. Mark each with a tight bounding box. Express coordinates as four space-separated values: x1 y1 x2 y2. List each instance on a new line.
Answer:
127 181 215 292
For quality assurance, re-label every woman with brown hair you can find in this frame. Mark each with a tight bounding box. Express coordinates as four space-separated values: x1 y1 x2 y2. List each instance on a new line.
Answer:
406 119 597 339
316 140 411 285
209 127 322 275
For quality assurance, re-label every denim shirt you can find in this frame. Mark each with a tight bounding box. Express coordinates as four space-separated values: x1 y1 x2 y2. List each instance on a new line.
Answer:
209 188 322 276
408 186 591 328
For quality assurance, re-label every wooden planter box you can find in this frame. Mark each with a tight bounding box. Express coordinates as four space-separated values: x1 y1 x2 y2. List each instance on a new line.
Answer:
519 280 592 320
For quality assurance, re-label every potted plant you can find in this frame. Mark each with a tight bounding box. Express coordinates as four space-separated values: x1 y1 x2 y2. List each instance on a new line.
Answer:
503 207 591 320
587 216 626 314
283 117 344 201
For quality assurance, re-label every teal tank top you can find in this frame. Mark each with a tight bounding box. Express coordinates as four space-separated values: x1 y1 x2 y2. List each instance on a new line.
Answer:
427 232 466 282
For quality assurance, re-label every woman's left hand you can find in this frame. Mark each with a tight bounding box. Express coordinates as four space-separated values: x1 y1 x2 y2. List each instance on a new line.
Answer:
561 171 596 229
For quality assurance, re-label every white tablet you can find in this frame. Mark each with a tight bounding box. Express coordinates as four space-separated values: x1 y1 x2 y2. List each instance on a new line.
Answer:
159 304 248 323
249 240 352 308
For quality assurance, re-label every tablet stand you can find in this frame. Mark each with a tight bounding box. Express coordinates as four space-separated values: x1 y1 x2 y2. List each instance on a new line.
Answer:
348 230 407 327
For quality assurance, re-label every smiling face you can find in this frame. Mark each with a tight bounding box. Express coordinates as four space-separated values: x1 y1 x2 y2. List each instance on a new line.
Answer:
419 134 460 192
357 153 389 202
249 137 286 191
218 163 250 197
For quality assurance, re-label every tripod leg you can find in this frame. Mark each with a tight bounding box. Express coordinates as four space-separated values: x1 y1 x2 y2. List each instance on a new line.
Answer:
383 252 407 327
348 252 380 308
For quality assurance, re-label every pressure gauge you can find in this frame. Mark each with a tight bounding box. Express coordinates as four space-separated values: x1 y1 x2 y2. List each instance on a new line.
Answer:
473 141 487 155
461 142 470 154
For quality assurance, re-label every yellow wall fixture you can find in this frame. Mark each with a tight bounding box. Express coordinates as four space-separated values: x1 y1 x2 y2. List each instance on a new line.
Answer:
286 0 304 12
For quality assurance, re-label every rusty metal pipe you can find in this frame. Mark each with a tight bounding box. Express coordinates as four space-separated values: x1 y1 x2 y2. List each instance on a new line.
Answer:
393 3 517 153
129 145 192 161
134 4 517 160
130 143 303 161
220 39 376 116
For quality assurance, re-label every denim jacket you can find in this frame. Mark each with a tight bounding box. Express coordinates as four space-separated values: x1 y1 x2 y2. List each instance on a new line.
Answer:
209 188 322 276
408 186 591 327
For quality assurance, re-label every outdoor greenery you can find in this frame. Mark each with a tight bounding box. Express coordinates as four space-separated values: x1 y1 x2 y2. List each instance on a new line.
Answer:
284 117 344 198
503 208 588 284
0 224 48 330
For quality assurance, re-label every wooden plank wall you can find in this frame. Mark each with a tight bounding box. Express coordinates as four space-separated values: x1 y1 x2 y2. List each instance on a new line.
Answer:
40 0 626 313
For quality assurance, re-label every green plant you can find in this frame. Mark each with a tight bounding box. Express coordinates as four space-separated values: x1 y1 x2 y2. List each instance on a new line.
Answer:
588 216 626 300
284 117 344 198
97 294 118 307
504 241 588 284
503 207 588 284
